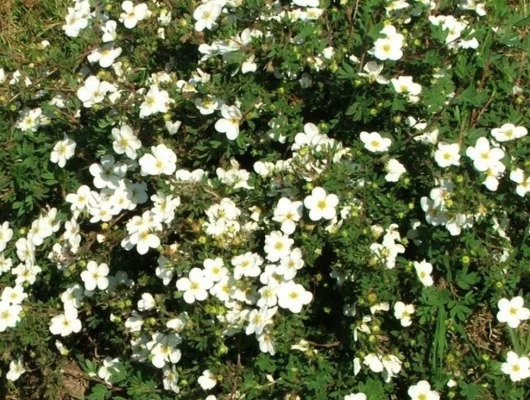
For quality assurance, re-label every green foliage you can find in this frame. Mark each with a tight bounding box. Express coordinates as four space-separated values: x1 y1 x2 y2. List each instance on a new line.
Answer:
0 0 530 398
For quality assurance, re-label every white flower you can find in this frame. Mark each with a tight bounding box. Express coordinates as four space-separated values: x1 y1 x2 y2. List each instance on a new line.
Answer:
16 107 48 132
112 124 142 159
257 330 276 355
139 144 177 176
66 185 91 211
363 353 384 373
61 284 84 309
163 366 179 394
176 268 213 304
87 45 122 68
510 168 530 197
158 9 172 26
434 142 460 168
497 296 530 328
0 221 14 252
120 1 149 29
385 158 406 182
382 354 402 382
77 75 116 108
139 85 172 118
125 312 144 332
360 131 392 153
12 261 41 285
0 301 21 331
371 25 404 61
272 198 303 234
98 357 121 384
242 55 257 74
166 120 182 135
63 8 89 37
101 20 118 42
137 293 156 311
49 305 82 336
195 96 223 115
394 301 415 327
408 380 440 400
193 1 223 31
81 261 110 291
232 252 263 280
16 238 35 263
198 370 217 390
344 394 366 400
491 123 527 142
247 306 277 335
292 122 325 151
148 333 182 369
203 257 227 282
1 286 27 305
130 229 161 255
303 187 339 221
276 248 304 280
215 105 242 140
50 136 76 168
358 61 389 84
264 231 294 262
414 260 434 287
277 281 313 313
391 76 422 96
293 0 319 6
501 351 530 382
466 137 505 172
6 357 26 382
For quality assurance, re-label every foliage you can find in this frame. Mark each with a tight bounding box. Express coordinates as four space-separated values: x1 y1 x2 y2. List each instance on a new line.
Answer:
0 0 530 399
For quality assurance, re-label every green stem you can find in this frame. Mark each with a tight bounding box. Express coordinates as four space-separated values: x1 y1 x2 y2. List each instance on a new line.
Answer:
509 327 523 355
524 329 530 354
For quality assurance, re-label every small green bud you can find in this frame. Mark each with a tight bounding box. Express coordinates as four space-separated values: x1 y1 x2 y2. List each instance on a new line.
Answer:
319 122 329 132
219 344 228 355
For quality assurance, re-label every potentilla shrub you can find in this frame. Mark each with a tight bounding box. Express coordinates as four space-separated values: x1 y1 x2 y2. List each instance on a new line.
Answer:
0 0 529 398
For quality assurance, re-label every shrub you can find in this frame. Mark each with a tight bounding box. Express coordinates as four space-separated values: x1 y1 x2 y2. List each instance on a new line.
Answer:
1 0 530 399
